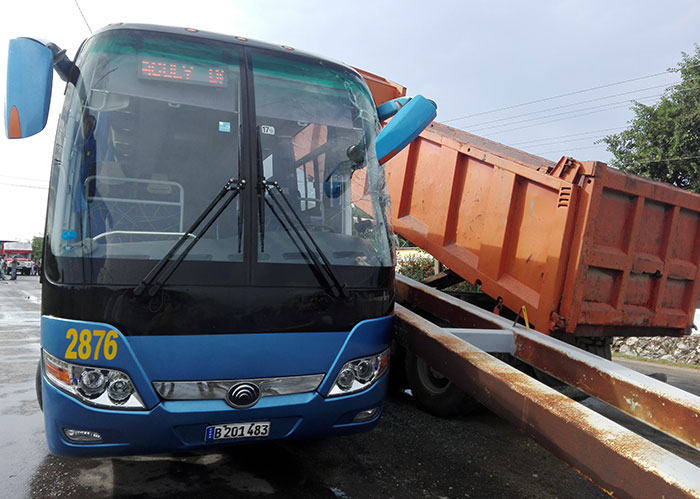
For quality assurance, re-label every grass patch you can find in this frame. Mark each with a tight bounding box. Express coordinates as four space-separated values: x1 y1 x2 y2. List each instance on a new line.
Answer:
612 353 700 371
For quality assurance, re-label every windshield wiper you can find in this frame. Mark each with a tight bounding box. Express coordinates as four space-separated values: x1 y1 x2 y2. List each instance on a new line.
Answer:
255 126 267 253
133 177 245 297
261 179 346 299
254 127 344 299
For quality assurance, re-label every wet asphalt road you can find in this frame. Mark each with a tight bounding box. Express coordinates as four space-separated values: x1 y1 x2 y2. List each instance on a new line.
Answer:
1 276 697 498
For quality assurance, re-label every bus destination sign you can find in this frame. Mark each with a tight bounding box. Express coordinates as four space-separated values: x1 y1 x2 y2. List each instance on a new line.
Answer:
139 58 227 87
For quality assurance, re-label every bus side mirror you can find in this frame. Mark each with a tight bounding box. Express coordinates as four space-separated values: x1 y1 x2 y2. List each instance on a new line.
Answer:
375 95 436 165
5 38 54 139
376 97 410 121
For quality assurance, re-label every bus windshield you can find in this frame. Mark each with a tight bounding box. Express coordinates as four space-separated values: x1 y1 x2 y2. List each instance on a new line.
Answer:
45 29 393 288
250 49 392 268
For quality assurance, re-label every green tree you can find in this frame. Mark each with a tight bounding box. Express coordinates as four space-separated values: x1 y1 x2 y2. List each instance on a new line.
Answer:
601 46 700 192
396 234 415 248
31 236 44 261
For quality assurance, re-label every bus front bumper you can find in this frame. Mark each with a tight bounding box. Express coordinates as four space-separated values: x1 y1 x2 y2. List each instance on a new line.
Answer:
41 372 388 457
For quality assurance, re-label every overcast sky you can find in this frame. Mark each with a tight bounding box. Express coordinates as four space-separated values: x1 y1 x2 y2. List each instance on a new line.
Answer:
1 0 698 241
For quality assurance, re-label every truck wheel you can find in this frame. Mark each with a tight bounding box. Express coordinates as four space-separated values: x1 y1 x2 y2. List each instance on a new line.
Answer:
405 352 480 417
576 336 611 360
36 361 43 412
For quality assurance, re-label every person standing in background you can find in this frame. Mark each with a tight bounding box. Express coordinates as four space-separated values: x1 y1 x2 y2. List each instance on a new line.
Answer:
9 257 18 280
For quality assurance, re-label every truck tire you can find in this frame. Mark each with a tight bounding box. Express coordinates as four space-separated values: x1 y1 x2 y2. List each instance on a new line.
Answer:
36 361 43 412
576 336 612 360
405 351 480 417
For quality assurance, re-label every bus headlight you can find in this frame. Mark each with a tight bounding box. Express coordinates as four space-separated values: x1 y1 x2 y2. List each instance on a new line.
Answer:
106 374 134 403
42 350 145 409
328 348 390 397
78 369 107 398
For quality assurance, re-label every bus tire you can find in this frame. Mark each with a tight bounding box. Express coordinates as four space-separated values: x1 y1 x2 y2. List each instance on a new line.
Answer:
404 351 480 417
36 361 43 412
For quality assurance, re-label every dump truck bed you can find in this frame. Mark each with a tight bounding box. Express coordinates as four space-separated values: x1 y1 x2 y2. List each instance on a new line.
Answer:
355 71 700 337
379 120 700 337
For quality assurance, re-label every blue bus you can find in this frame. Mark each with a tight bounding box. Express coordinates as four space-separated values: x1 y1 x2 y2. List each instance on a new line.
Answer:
5 24 435 456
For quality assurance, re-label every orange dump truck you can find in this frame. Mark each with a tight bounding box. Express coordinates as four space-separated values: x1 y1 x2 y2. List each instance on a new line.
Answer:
358 72 700 340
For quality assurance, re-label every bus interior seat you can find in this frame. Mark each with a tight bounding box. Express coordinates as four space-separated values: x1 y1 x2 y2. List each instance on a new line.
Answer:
88 161 182 237
147 173 173 195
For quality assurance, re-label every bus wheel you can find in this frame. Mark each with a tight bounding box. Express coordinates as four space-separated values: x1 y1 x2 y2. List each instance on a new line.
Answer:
405 351 479 417
35 361 43 412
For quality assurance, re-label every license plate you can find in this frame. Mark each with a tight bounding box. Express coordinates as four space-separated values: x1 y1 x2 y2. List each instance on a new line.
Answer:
204 421 271 441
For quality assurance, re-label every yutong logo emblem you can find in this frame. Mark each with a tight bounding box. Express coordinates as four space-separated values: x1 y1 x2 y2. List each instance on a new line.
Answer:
226 382 261 409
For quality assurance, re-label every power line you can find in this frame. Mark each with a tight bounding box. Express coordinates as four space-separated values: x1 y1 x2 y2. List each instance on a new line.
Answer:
443 71 672 122
0 182 49 190
511 127 626 146
504 80 700 148
532 144 608 155
635 155 700 164
73 0 92 34
469 94 662 133
0 174 49 184
521 134 610 149
483 103 636 136
468 80 700 133
443 64 700 123
460 81 683 128
481 99 654 137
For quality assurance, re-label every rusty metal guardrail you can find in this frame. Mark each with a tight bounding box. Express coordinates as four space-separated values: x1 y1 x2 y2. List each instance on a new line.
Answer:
395 274 700 497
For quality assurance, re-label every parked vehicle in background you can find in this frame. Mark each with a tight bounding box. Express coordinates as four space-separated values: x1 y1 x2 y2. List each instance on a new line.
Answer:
1 241 33 275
